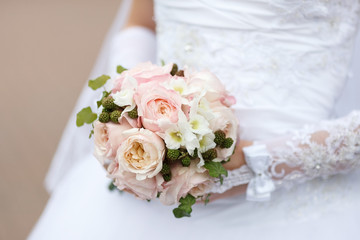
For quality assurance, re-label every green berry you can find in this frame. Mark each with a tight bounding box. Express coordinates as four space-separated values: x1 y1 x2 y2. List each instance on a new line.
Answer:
170 63 178 76
167 149 180 161
110 110 122 123
181 156 191 167
102 97 117 111
160 163 171 175
202 148 217 161
102 108 112 113
108 181 116 191
190 148 198 159
128 107 138 119
221 138 234 149
175 70 184 77
163 173 172 182
99 112 110 123
214 130 226 146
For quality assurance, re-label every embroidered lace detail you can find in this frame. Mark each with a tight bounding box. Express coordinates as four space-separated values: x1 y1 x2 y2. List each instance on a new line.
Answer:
269 111 360 189
209 165 253 194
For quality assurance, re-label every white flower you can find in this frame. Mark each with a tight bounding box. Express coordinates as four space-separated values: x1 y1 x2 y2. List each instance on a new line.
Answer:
188 94 213 136
197 96 216 121
113 88 135 107
163 111 199 155
112 76 137 109
198 132 216 153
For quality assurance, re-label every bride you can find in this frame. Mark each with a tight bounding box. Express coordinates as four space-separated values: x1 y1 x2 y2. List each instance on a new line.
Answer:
29 0 360 239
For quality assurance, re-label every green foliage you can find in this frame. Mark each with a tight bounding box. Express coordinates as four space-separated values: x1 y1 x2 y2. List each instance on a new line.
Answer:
99 112 110 123
97 91 111 108
108 181 116 191
181 156 191 167
160 59 165 66
221 137 234 149
170 63 178 76
160 163 171 175
110 110 122 123
89 129 94 139
202 148 217 161
116 65 127 74
163 173 172 182
204 194 211 205
128 107 138 119
204 161 228 185
76 107 97 127
102 97 117 111
88 75 110 90
173 194 196 218
214 130 226 146
166 149 181 161
190 148 198 159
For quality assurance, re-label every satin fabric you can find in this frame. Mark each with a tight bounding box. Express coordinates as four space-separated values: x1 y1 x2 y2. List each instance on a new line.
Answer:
31 1 360 239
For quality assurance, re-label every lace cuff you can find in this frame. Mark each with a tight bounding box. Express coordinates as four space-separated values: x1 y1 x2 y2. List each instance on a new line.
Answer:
209 110 360 200
209 165 253 194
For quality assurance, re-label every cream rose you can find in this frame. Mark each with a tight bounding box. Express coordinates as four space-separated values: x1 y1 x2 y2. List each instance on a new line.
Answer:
93 120 132 165
116 128 165 180
159 161 213 205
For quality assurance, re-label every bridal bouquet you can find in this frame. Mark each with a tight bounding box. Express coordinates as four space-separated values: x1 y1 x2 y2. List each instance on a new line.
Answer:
77 62 238 218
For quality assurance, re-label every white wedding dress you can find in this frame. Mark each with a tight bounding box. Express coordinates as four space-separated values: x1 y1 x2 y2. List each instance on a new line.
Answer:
29 0 360 239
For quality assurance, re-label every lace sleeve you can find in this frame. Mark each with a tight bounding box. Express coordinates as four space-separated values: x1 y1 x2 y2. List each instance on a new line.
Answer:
210 110 360 200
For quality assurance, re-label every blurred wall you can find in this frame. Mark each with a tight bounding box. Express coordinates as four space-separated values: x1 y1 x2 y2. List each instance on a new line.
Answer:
0 1 120 239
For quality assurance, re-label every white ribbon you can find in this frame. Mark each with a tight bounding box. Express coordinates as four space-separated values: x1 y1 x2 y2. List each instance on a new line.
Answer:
243 144 275 201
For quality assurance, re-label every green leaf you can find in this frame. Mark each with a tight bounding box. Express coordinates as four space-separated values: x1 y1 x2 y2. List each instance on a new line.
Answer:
108 181 116 191
88 75 111 90
204 161 228 178
161 59 165 66
89 129 94 139
97 90 111 108
76 107 97 127
204 194 211 206
173 208 191 218
172 194 196 218
116 65 127 74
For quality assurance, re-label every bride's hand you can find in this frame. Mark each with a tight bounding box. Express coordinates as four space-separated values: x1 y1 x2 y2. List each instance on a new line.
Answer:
207 140 253 202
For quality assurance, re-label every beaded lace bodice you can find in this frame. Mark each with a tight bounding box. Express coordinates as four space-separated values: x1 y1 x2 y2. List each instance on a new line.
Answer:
155 0 360 140
154 0 360 198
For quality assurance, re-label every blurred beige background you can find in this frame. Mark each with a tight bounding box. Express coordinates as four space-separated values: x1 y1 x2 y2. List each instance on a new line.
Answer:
0 0 121 239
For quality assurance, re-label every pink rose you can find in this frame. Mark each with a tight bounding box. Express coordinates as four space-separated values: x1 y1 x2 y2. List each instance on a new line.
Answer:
159 161 213 205
188 71 236 107
93 119 132 165
110 170 164 200
134 81 183 132
115 128 165 180
209 106 238 160
113 62 173 93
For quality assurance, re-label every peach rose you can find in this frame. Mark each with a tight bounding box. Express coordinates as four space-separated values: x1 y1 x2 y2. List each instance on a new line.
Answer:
116 128 165 180
93 119 132 165
188 71 236 107
110 170 164 200
134 81 183 132
159 161 213 205
112 62 173 93
209 106 238 160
